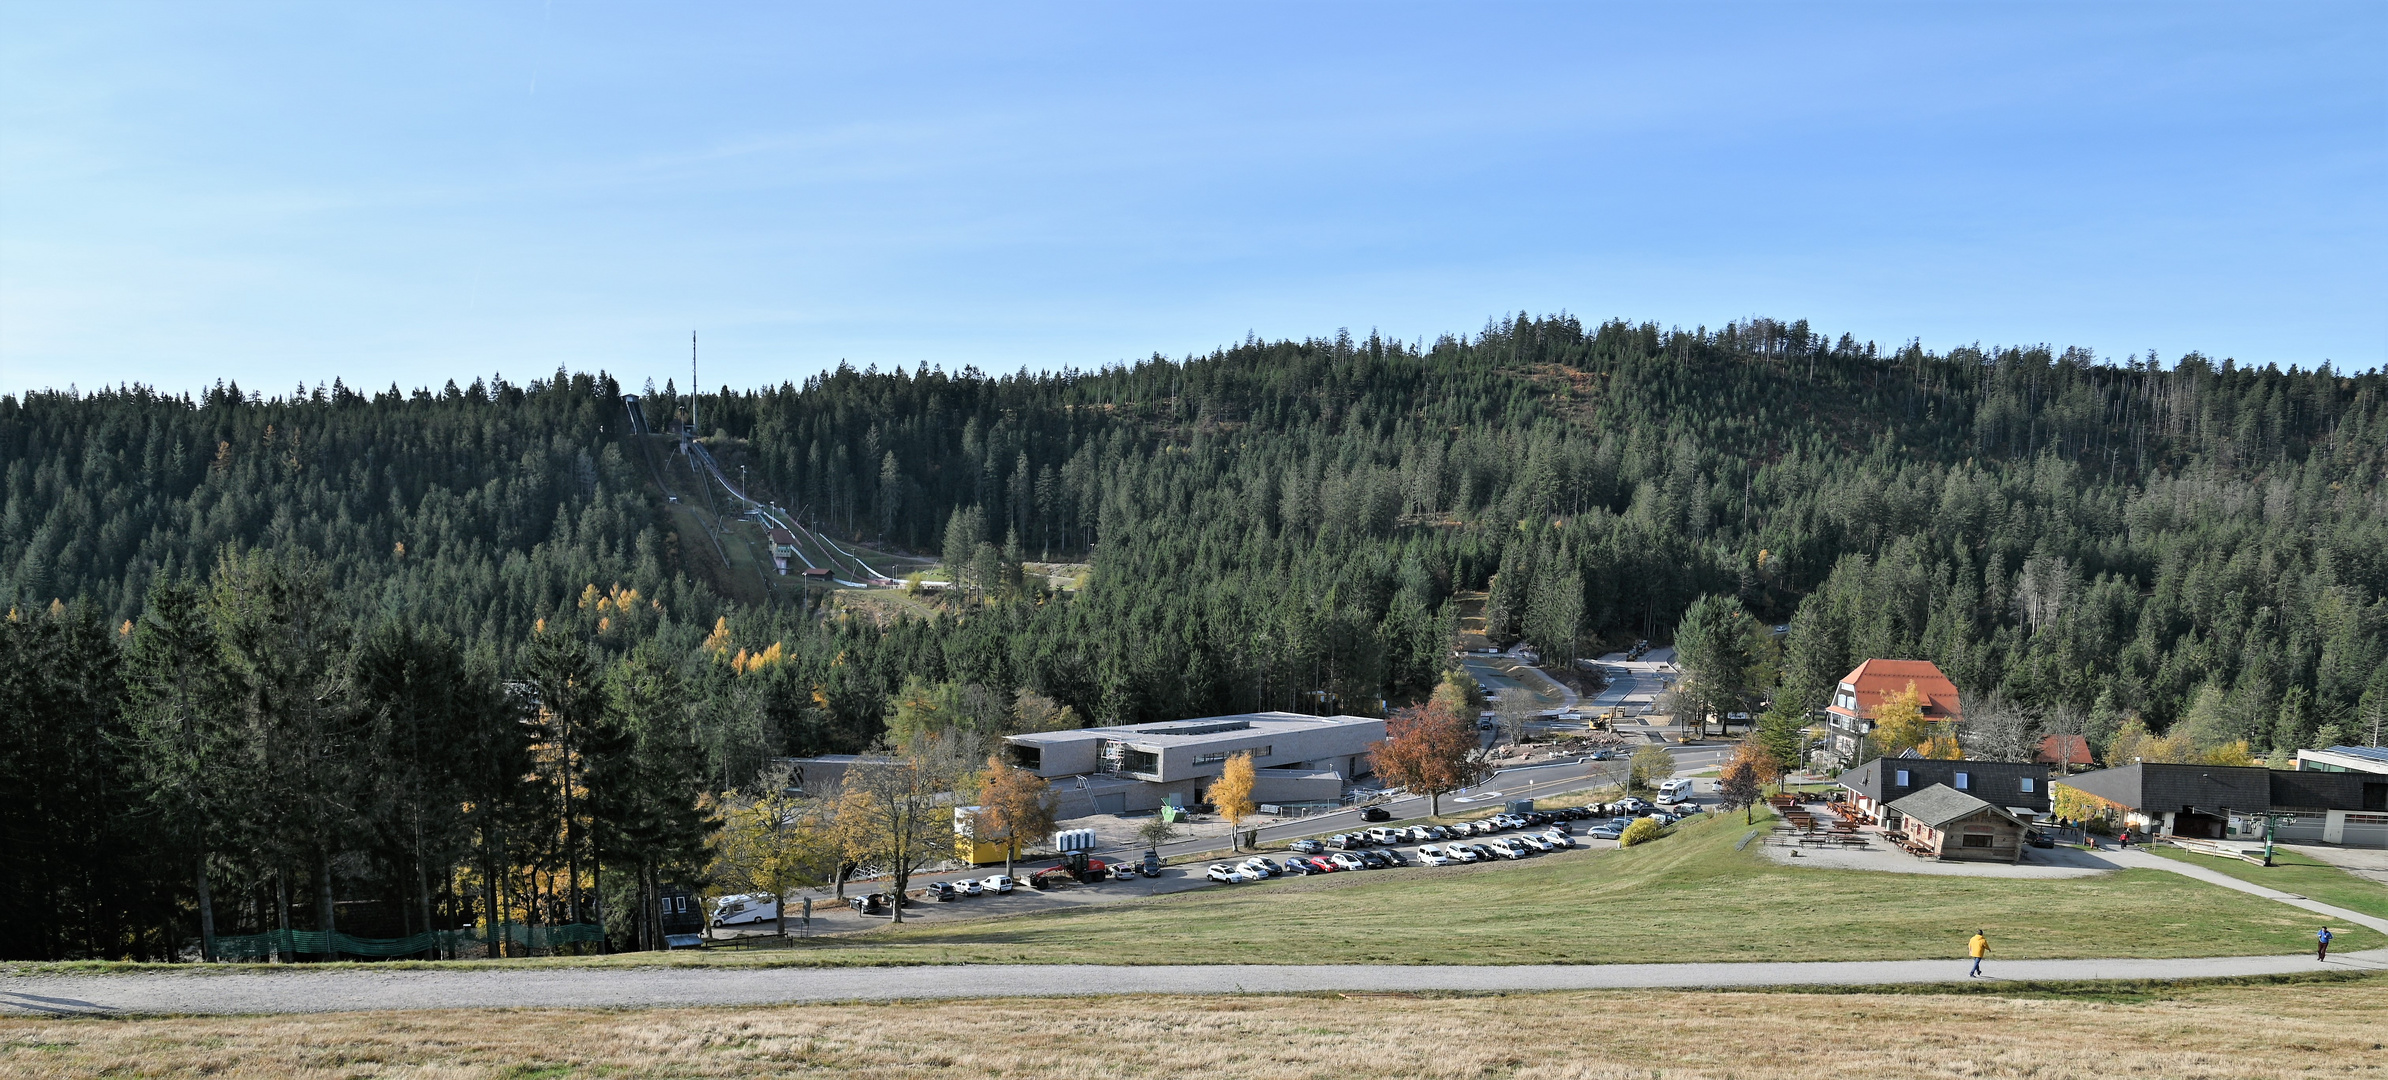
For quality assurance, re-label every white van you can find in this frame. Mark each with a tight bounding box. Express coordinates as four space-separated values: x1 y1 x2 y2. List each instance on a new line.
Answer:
1656 778 1693 805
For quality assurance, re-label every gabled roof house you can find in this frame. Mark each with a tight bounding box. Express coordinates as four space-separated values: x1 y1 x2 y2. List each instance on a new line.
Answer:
1821 659 1963 765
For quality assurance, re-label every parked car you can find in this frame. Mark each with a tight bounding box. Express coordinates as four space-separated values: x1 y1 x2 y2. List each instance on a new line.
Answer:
1541 830 1576 848
1354 850 1389 869
1206 863 1244 883
1288 838 1323 854
1240 857 1280 877
1418 845 1455 866
1330 833 1366 850
1448 844 1483 863
1402 826 1435 843
1424 825 1453 840
1360 806 1393 822
1588 821 1629 840
1302 856 1339 873
1378 847 1410 866
982 875 1015 894
1487 839 1527 859
2026 830 2056 849
1330 852 1367 871
1279 857 1313 875
1521 834 1555 852
924 881 958 901
1365 827 1404 845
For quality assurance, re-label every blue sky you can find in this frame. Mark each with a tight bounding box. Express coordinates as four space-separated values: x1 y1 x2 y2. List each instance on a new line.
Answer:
3 2 2381 398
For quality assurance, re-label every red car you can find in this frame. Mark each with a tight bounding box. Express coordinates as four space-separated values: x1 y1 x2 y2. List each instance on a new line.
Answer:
1302 856 1339 873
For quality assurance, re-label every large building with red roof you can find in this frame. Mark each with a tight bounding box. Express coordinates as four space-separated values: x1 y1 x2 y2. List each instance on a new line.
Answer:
1822 659 1963 764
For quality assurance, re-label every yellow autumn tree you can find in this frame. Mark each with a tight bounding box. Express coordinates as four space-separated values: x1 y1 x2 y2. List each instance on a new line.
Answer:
1211 752 1257 851
709 779 835 938
1868 682 1931 757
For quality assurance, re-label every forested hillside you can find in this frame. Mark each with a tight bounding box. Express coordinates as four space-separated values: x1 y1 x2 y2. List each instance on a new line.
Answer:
5 314 2386 959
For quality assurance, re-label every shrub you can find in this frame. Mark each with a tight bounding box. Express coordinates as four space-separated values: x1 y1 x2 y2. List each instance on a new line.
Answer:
1619 817 1665 847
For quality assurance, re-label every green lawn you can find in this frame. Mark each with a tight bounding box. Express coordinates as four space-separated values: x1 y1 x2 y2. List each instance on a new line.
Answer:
21 812 2372 976
810 811 2371 967
2143 845 2388 920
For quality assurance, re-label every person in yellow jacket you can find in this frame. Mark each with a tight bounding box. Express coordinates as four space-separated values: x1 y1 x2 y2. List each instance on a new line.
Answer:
1967 930 1990 977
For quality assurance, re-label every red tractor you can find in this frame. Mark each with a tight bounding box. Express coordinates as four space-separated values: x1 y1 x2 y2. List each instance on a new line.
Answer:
1028 852 1112 889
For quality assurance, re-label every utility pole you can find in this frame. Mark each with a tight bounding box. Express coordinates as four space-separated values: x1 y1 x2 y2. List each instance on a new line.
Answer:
690 332 699 439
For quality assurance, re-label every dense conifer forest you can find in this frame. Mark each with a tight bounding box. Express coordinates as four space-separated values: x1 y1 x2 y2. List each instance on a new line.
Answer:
5 314 2385 959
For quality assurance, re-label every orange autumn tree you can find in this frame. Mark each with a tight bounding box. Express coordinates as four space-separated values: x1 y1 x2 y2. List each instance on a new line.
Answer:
1373 700 1490 817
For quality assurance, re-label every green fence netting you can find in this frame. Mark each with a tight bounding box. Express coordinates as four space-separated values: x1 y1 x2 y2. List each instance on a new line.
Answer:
208 923 605 960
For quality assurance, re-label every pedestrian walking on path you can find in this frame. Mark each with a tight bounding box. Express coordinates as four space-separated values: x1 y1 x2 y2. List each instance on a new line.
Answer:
1968 931 1990 977
2317 927 2332 961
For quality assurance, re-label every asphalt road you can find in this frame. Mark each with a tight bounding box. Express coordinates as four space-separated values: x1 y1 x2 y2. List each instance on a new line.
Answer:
8 950 2381 1016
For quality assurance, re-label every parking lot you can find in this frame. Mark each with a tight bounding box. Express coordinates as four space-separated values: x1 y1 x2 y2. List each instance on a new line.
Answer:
1200 795 1704 884
706 791 1713 940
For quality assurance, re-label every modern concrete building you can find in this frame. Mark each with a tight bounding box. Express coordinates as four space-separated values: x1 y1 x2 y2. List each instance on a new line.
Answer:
2296 745 2388 776
1003 711 1385 816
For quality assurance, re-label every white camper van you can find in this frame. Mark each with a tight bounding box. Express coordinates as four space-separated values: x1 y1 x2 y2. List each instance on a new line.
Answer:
1655 778 1694 806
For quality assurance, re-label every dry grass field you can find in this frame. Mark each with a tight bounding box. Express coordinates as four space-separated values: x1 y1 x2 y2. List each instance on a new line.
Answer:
4 974 2382 1079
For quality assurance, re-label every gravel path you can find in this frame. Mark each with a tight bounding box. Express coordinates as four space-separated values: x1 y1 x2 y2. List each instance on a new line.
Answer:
6 950 2383 1017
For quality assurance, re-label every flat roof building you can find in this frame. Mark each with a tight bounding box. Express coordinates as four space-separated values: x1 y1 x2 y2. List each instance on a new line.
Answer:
2055 762 2388 846
2297 746 2388 776
1004 711 1385 817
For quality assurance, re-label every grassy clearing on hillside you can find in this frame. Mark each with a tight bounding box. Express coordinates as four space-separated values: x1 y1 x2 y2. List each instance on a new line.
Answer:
2144 845 2388 920
5 973 2382 1079
14 812 2371 976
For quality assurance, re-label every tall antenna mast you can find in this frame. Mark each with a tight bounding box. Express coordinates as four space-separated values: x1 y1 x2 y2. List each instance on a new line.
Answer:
690 331 698 438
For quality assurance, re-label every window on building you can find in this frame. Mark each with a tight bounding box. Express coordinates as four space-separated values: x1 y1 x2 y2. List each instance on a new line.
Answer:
1955 772 1970 790
1961 834 1992 848
1195 746 1272 767
2019 778 2035 793
1895 769 1910 786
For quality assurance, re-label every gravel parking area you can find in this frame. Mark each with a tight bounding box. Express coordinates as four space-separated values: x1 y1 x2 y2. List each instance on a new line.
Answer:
1760 838 2121 878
